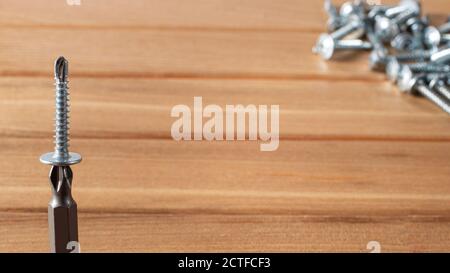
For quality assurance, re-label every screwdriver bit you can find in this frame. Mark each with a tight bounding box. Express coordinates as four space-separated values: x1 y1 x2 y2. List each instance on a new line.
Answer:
40 56 82 253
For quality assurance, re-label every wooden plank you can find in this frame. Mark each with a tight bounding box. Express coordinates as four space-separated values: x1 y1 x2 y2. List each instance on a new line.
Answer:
0 0 326 30
1 212 449 252
1 138 449 252
0 138 449 215
1 1 446 80
0 77 449 140
0 28 382 79
0 0 449 254
0 0 447 30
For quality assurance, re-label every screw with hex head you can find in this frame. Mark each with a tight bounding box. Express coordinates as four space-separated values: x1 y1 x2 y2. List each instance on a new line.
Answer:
40 56 82 253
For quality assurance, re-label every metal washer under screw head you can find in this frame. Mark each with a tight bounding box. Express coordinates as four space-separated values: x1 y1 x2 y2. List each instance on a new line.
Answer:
40 153 81 166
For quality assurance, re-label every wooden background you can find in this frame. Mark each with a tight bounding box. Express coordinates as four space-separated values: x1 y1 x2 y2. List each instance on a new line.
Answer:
0 0 449 252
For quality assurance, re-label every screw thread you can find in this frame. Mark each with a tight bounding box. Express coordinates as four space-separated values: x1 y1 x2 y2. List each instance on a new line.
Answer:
393 8 418 25
435 84 450 102
408 63 450 73
53 58 70 160
395 50 432 62
385 5 408 18
54 79 70 159
331 20 361 40
416 84 450 115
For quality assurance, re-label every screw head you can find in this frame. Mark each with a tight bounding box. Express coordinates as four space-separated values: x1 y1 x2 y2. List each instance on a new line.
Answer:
314 34 335 60
375 16 400 42
339 2 354 18
40 152 82 166
386 58 401 82
424 26 441 48
340 1 364 19
397 66 417 93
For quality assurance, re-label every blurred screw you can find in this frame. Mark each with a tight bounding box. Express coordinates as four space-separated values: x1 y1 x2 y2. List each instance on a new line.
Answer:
430 47 450 64
375 8 419 42
313 17 367 59
429 75 450 101
397 67 450 114
405 17 425 49
384 0 420 18
439 21 450 34
394 48 435 62
391 33 416 51
331 18 365 40
339 1 365 20
425 24 450 49
367 24 389 70
324 0 343 31
314 34 372 60
386 58 450 82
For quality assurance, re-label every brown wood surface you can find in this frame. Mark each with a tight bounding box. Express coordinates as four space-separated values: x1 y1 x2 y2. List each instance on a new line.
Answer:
0 0 449 252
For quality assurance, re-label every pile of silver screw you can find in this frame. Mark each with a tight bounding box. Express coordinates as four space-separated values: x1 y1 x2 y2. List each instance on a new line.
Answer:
313 0 450 115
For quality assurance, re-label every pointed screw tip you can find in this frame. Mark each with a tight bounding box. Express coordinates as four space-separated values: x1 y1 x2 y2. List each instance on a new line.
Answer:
54 56 68 81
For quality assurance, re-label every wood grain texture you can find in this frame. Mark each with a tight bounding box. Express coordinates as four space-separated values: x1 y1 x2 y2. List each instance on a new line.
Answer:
0 0 447 30
0 0 449 252
1 138 450 212
0 77 450 141
2 212 450 253
1 139 450 252
0 28 381 80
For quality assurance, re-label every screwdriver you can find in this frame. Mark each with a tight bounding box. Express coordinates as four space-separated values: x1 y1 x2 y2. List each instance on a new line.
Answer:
40 56 82 253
